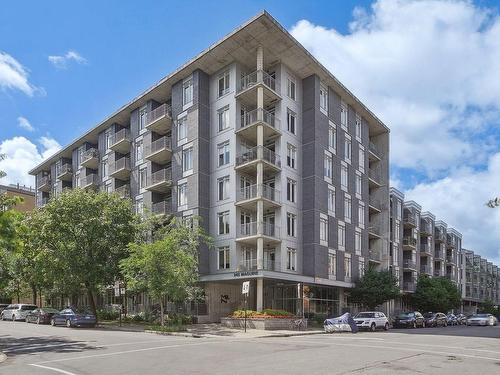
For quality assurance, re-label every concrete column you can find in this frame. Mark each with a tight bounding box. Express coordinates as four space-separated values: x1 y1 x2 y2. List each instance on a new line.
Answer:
256 278 263 312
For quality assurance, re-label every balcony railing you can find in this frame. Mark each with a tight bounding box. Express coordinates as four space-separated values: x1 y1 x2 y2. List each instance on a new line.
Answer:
403 215 416 226
446 256 455 263
420 265 432 274
238 259 257 272
403 282 416 292
235 146 281 169
435 230 446 242
146 103 172 126
147 168 172 188
238 70 279 94
109 157 131 175
145 136 172 157
38 197 50 206
81 173 99 188
81 148 99 164
403 259 417 270
240 108 280 130
402 237 417 247
152 200 172 215
114 184 130 198
237 222 280 239
110 128 130 147
264 259 279 271
236 184 280 204
368 142 381 159
368 168 382 184
420 243 432 254
368 197 382 211
38 176 51 190
57 164 73 178
420 223 432 235
434 249 444 259
369 250 382 262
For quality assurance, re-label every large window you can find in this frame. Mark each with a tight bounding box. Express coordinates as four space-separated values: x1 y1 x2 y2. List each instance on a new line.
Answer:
344 136 352 163
287 143 297 169
139 167 147 189
324 154 332 179
178 183 187 206
320 217 328 243
338 223 346 248
182 147 193 173
355 114 362 139
287 109 296 135
286 248 296 271
135 140 143 164
218 71 230 97
359 258 365 278
355 230 362 254
218 141 230 166
358 203 365 226
218 211 230 234
320 83 328 113
329 125 336 151
183 78 193 106
355 173 362 196
328 187 336 215
359 148 365 172
139 106 147 131
340 101 348 128
105 130 112 150
341 164 348 189
328 251 336 277
287 212 296 237
135 197 144 215
287 178 296 203
344 194 352 222
178 117 187 141
287 76 296 100
344 255 351 278
217 176 230 201
218 246 230 270
218 106 230 132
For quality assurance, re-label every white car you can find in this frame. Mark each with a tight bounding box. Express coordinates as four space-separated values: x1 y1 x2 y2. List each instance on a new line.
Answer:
354 311 389 331
466 313 498 326
0 304 38 321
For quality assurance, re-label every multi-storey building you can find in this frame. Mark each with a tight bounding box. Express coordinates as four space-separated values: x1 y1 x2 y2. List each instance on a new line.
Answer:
0 183 35 212
29 11 390 322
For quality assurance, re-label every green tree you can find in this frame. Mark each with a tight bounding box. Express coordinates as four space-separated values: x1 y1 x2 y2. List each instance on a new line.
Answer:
479 299 498 315
120 218 210 325
349 268 401 310
411 275 462 312
33 189 137 319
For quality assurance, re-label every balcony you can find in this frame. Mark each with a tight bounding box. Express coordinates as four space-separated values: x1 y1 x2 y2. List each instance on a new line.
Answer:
403 282 416 292
109 129 131 154
402 237 417 249
81 173 99 189
403 215 416 227
368 197 382 213
368 142 381 161
369 249 382 263
145 137 172 164
446 238 456 249
420 265 432 275
435 230 446 243
236 70 281 106
109 158 131 180
235 146 281 174
434 249 445 260
152 200 172 216
433 270 442 277
114 184 130 199
38 197 50 207
403 259 418 271
368 223 382 239
368 168 383 187
145 168 172 193
420 243 432 256
38 176 51 192
81 148 99 169
145 103 172 135
236 222 281 245
446 255 456 265
237 108 281 143
420 223 432 236
235 184 281 210
57 164 73 181
238 259 257 272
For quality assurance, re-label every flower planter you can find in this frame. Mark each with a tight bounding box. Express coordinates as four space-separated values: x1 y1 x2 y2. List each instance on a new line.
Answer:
221 317 297 330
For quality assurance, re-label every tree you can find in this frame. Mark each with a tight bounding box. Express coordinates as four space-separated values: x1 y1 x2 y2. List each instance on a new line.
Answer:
120 218 210 326
349 268 400 310
486 198 500 208
33 189 137 319
411 275 462 312
479 299 498 315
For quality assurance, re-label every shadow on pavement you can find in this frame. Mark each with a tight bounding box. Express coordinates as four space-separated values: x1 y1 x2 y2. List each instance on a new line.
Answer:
389 325 500 339
0 334 98 358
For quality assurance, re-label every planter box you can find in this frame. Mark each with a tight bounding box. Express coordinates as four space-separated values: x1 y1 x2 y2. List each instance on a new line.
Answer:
221 317 296 330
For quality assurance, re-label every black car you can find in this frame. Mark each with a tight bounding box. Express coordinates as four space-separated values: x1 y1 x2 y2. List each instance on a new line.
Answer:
424 312 447 327
393 311 425 328
25 307 60 324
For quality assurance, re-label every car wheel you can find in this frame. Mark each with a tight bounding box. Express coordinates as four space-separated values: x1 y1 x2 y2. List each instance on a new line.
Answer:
444 322 447 327
370 323 376 332
421 321 425 328
66 319 72 328
51 318 56 326
36 317 41 325
413 321 417 329
384 322 389 331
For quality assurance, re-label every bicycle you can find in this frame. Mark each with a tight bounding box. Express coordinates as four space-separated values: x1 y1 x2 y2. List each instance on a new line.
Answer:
290 318 308 331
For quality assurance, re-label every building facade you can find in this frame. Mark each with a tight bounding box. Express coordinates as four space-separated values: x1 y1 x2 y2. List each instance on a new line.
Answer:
0 184 35 212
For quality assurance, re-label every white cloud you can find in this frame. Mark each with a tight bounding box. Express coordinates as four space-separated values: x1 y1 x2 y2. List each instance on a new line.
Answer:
48 50 87 69
405 153 500 264
0 136 61 188
0 51 40 96
290 0 500 174
17 116 35 132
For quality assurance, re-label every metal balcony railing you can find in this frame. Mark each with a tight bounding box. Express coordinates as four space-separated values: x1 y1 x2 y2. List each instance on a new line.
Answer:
264 259 279 271
110 128 130 146
447 255 455 263
403 282 416 292
81 148 99 163
368 168 382 184
434 230 446 242
238 259 257 271
369 250 382 262
238 70 279 94
403 215 416 226
114 184 130 198
145 137 172 156
235 146 281 168
39 175 51 187
240 108 280 130
147 168 172 187
39 197 50 206
146 103 172 126
237 222 280 239
368 223 382 236
403 259 417 270
369 142 381 159
57 164 72 177
403 237 417 247
434 249 444 259
420 265 432 274
236 184 280 204
369 197 382 211
109 157 131 175
81 173 99 187
420 243 432 254
152 200 172 215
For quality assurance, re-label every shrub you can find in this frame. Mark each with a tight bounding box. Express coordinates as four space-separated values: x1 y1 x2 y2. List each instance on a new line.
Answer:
147 324 187 333
96 309 120 321
261 309 293 317
230 309 293 319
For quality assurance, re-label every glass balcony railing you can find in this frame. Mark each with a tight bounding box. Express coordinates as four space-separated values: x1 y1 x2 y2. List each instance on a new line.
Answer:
238 70 279 94
240 108 280 130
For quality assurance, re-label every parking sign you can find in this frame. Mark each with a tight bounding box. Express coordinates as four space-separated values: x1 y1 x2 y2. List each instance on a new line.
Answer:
242 281 250 295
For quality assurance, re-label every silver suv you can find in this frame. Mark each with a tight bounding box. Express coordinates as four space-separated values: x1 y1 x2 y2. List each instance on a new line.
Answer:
1 304 38 321
354 311 390 331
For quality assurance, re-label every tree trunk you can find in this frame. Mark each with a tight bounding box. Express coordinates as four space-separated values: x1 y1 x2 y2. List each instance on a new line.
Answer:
39 288 42 307
160 296 164 327
31 284 37 305
87 288 98 323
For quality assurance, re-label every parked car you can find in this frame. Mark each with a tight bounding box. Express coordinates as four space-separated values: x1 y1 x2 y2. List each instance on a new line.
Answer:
353 311 390 331
0 304 38 321
466 313 498 326
423 312 447 327
25 307 60 324
51 308 97 328
456 313 467 325
446 314 458 326
393 311 425 328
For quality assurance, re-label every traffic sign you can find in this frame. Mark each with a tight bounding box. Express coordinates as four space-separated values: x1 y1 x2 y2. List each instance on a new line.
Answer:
242 281 250 295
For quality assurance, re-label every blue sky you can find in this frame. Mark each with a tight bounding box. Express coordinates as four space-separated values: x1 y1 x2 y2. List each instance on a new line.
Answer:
1 0 500 263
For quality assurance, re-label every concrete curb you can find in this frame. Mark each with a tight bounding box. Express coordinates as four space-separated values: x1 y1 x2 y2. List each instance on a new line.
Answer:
144 330 204 338
0 352 7 364
259 331 325 338
144 329 325 339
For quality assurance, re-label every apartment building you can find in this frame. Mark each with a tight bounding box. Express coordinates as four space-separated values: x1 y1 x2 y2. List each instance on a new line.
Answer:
389 189 500 313
0 183 35 212
29 12 390 322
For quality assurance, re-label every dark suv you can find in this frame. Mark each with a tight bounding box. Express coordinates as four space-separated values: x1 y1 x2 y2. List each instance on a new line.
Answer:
423 312 447 327
393 311 425 328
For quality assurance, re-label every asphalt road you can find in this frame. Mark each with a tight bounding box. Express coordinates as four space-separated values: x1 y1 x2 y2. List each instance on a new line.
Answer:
1 321 500 374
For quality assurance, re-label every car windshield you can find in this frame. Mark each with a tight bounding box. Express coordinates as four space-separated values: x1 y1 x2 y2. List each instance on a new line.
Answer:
355 313 376 318
398 313 415 318
21 305 37 310
474 314 489 318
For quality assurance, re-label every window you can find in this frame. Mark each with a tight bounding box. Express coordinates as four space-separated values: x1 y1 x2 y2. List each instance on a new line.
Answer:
344 137 352 162
338 223 346 248
218 211 230 234
286 248 296 271
135 197 144 215
358 258 365 278
287 109 296 134
287 178 296 203
358 203 365 226
341 164 348 189
287 143 297 169
183 215 194 228
355 230 362 254
328 188 336 215
183 78 193 106
178 183 187 206
218 71 230 97
287 213 296 237
344 194 352 222
135 140 143 164
182 147 193 172
218 246 230 270
139 106 147 131
320 217 328 243
101 160 108 178
329 125 336 151
217 176 230 201
139 167 147 189
328 252 336 277
287 76 296 100
355 114 362 139
324 154 332 179
344 256 352 278
340 101 348 128
177 117 187 141
320 83 328 113
397 201 402 219
105 130 112 150
394 222 400 243
218 141 230 166
359 148 365 172
218 106 230 132
355 174 362 196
